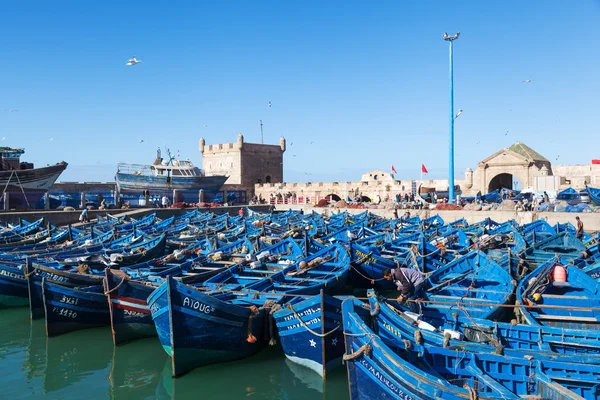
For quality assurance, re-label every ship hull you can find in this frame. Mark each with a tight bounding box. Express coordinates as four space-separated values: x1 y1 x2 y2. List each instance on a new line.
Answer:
115 172 228 192
0 162 68 192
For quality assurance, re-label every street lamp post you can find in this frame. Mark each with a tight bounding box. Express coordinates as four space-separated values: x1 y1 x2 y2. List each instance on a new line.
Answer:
443 31 460 204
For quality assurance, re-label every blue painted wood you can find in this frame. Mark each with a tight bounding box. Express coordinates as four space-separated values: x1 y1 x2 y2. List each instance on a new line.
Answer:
342 298 600 399
0 263 29 308
274 293 345 378
42 278 110 337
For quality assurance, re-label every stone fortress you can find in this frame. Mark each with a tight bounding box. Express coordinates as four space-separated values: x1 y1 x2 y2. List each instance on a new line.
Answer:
199 133 286 198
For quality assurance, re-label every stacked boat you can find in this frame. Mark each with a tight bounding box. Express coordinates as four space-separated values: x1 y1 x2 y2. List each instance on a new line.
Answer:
1 209 600 399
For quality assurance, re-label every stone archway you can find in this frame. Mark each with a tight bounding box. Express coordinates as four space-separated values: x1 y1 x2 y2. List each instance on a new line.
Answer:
325 193 341 202
488 173 513 192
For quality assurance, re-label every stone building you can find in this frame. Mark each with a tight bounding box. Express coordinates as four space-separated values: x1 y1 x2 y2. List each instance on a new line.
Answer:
200 133 285 198
253 141 600 203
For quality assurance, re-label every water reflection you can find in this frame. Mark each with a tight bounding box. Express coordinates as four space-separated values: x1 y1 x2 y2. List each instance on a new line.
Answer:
43 327 113 394
0 308 349 400
156 346 349 400
108 338 168 400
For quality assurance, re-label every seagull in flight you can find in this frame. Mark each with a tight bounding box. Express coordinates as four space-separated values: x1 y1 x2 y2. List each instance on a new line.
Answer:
5 109 18 112
293 155 297 157
505 131 509 136
522 79 532 83
268 101 272 108
1 137 5 141
454 109 463 120
310 141 314 144
126 56 141 66
140 140 144 143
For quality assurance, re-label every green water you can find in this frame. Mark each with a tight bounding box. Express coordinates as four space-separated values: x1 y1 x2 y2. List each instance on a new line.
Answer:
0 308 349 400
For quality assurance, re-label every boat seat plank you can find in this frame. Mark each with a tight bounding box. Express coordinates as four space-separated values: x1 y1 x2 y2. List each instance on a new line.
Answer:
535 315 598 322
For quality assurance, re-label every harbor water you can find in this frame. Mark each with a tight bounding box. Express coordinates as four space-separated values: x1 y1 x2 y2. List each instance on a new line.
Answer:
0 308 349 400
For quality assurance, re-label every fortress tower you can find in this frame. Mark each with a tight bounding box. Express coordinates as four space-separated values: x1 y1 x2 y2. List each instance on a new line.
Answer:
200 134 285 197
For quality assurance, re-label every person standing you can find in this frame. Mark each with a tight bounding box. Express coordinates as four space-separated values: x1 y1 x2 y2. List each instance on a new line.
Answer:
382 268 426 314
576 216 584 240
161 195 169 209
79 208 89 223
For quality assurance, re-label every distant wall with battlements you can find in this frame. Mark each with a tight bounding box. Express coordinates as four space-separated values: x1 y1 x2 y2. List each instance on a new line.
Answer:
199 133 285 196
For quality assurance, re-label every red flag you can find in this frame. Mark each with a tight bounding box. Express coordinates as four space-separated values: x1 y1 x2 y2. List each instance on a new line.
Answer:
391 165 397 174
593 159 600 165
421 164 428 174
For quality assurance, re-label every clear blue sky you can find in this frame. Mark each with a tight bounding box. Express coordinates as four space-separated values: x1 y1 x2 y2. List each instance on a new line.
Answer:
1 1 599 184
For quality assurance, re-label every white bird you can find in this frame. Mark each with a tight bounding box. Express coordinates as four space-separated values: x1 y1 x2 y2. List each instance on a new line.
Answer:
49 138 54 141
454 109 463 120
126 56 141 66
522 79 532 83
1 137 5 140
268 101 272 108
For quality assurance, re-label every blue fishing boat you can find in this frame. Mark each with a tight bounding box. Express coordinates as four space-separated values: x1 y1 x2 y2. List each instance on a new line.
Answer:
42 278 110 337
366 290 600 364
422 250 515 320
24 262 105 319
587 186 600 206
273 291 349 378
517 257 600 329
342 298 600 400
0 262 29 308
148 244 349 376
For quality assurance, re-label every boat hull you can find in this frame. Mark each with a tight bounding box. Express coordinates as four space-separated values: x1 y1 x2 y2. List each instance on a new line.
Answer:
105 271 156 345
0 264 29 308
115 172 228 192
148 277 267 377
0 162 68 191
42 279 110 337
275 293 344 378
25 263 103 320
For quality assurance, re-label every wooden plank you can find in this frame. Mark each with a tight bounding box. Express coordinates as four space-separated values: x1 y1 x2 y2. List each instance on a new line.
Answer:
536 315 598 322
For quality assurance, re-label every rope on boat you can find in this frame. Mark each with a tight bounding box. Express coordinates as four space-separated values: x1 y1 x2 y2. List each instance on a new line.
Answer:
104 277 126 295
23 267 36 278
286 303 341 338
342 343 372 361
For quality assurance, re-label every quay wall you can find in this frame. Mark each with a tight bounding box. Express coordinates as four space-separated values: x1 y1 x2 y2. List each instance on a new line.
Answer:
0 205 270 226
275 204 600 232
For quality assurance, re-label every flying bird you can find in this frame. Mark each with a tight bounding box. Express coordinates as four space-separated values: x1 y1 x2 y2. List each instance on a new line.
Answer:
522 79 532 83
126 56 141 66
140 139 144 143
5 109 18 112
310 141 314 144
290 142 293 146
1 137 5 140
268 101 272 108
505 131 509 136
49 138 54 141
454 109 463 120
293 155 297 157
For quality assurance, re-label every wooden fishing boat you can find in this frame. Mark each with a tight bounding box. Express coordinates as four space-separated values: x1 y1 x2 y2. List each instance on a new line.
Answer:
517 257 600 329
422 250 515 320
273 291 351 378
342 298 600 400
24 262 104 319
148 243 349 377
366 290 600 364
0 262 29 308
42 278 110 337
